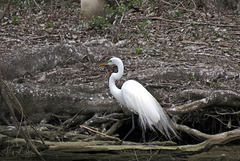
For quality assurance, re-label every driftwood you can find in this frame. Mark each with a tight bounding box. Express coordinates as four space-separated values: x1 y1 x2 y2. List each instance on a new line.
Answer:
44 128 240 152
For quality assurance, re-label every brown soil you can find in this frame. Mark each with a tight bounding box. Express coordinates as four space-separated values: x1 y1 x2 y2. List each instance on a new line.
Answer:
1 1 239 56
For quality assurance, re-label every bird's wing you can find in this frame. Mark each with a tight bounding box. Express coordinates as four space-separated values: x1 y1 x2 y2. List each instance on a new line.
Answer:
121 80 177 139
121 80 163 127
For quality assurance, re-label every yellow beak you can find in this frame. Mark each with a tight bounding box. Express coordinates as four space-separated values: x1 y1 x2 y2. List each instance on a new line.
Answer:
98 62 108 66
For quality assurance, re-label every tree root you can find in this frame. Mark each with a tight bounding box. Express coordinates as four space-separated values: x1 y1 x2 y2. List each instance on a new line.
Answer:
175 124 213 140
168 89 240 115
176 128 240 153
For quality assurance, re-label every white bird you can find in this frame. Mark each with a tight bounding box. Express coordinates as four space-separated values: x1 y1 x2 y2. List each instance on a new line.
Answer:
99 57 178 141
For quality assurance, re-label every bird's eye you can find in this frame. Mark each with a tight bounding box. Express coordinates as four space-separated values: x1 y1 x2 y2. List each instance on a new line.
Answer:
108 60 112 63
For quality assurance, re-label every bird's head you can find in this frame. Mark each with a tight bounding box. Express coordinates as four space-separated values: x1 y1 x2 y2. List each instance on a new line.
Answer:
98 57 121 66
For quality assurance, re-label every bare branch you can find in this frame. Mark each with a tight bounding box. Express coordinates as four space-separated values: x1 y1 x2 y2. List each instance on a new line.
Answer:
0 70 46 161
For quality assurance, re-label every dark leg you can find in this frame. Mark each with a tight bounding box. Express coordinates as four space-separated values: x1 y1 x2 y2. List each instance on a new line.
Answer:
141 127 146 143
122 113 135 141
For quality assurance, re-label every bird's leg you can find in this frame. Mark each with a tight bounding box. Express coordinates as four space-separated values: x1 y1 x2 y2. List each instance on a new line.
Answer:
122 113 135 141
141 128 146 143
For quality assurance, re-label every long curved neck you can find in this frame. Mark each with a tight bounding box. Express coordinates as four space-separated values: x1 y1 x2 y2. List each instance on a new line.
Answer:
109 60 124 104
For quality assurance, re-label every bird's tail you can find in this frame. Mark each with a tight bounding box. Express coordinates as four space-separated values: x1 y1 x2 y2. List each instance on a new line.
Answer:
135 89 179 140
138 109 179 140
154 113 179 140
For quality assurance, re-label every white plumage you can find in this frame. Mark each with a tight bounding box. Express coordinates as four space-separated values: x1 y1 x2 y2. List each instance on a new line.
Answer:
99 57 177 140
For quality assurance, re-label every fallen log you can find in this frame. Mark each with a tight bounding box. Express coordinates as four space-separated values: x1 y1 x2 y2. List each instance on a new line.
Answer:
1 127 240 160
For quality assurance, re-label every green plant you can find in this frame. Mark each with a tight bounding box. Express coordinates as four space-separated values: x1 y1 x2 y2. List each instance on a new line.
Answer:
12 16 19 25
87 16 110 28
135 46 142 55
214 31 230 39
2 17 7 23
149 0 156 10
136 20 149 37
108 0 144 21
107 1 134 20
45 22 53 28
234 8 239 14
170 10 183 18
190 20 198 29
175 10 183 17
115 3 128 14
189 22 200 39
137 20 148 30
179 66 185 70
192 32 200 39
210 82 221 88
130 0 143 6
188 73 196 80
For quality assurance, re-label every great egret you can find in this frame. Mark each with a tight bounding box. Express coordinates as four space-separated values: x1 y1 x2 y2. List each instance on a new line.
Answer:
99 57 178 141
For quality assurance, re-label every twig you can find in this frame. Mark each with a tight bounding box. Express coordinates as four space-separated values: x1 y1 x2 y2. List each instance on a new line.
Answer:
190 0 197 11
83 113 126 127
205 114 239 128
133 150 139 161
62 112 80 128
80 125 122 142
114 0 120 7
32 0 42 10
216 110 240 115
0 69 46 161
